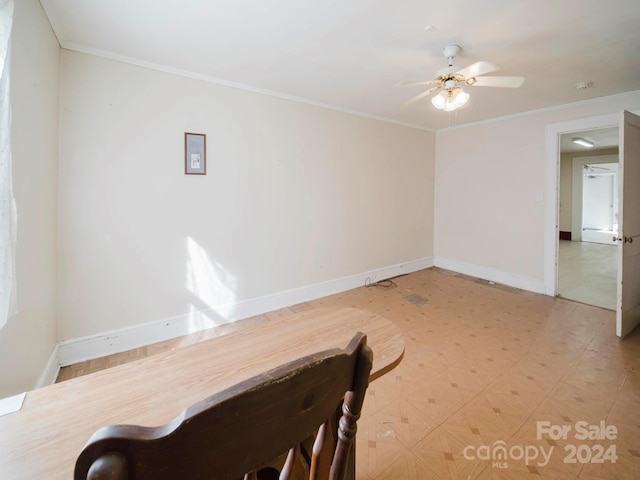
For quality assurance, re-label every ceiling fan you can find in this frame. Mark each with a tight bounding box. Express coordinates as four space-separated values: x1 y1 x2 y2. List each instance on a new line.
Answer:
399 45 525 111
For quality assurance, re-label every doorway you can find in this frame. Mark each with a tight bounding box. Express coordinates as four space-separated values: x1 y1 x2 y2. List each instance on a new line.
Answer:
581 165 618 244
545 110 640 337
569 156 619 246
556 130 619 309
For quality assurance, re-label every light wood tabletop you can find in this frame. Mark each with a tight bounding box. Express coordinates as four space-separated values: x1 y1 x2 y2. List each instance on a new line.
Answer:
0 307 404 479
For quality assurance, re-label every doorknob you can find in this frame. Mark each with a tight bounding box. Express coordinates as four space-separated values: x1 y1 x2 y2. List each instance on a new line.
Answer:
613 236 635 243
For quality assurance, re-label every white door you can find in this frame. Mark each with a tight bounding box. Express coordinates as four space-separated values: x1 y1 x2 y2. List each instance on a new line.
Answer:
616 110 640 337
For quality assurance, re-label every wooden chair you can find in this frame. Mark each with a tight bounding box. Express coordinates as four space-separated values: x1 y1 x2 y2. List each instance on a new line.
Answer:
74 332 373 480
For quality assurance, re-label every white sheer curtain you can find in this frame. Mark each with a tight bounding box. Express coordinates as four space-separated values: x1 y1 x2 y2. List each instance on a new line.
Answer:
0 0 16 329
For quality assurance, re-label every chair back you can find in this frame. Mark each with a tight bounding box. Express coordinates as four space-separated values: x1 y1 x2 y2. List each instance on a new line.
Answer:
75 332 373 480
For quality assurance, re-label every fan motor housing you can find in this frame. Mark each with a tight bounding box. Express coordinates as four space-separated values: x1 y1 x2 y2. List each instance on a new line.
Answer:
436 65 461 77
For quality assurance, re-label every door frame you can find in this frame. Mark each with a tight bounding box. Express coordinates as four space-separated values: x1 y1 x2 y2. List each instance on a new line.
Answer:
544 113 619 296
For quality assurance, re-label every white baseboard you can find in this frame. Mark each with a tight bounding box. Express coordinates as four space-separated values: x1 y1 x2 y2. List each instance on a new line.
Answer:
57 257 433 368
434 257 546 294
35 343 60 388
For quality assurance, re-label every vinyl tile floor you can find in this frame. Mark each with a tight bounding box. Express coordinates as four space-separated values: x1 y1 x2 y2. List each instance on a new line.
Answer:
58 267 640 479
558 240 617 310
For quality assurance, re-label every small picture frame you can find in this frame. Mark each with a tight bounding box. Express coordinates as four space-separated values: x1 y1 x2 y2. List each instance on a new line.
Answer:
185 132 206 175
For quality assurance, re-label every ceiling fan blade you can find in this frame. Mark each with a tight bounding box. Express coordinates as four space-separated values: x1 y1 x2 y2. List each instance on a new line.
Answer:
403 86 440 105
395 79 440 88
470 76 525 88
455 61 499 79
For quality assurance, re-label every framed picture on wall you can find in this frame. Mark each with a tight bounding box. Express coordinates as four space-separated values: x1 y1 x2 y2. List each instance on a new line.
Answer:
185 132 206 175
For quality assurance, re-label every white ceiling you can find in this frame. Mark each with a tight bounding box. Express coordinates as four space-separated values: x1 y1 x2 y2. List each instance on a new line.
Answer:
560 127 619 153
39 0 640 131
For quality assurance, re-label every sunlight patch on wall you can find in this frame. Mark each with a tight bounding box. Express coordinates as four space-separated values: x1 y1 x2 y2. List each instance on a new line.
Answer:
186 236 238 323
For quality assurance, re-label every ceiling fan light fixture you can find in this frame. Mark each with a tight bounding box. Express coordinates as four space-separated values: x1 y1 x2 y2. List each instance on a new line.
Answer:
432 88 469 111
431 92 447 109
454 89 470 106
402 44 524 114
572 137 594 148
443 100 458 112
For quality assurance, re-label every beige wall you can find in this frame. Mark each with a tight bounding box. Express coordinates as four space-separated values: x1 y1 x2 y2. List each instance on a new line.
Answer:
0 0 60 397
434 93 640 287
559 148 618 233
57 51 435 340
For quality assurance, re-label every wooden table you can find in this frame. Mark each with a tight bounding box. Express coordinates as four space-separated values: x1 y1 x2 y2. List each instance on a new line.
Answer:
0 307 404 478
